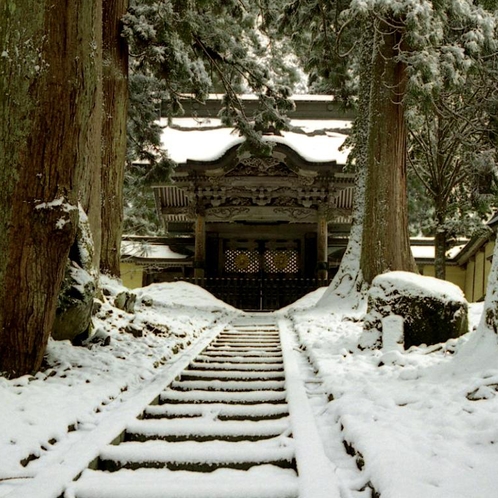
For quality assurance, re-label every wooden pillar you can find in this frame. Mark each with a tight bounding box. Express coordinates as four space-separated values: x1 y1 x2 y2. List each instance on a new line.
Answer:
194 213 206 280
317 214 328 281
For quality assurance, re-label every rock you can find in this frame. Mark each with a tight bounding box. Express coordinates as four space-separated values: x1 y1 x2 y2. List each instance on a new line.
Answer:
381 315 404 352
141 295 153 307
53 208 97 342
92 299 103 315
82 327 111 347
125 323 143 338
114 291 136 313
361 271 468 350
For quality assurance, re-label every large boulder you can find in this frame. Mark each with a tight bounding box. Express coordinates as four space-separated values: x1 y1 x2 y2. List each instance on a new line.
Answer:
52 207 97 343
361 271 468 350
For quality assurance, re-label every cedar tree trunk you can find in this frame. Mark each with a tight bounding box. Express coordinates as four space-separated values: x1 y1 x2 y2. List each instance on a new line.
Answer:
360 19 417 284
0 0 100 377
100 0 129 276
78 0 104 269
320 25 373 307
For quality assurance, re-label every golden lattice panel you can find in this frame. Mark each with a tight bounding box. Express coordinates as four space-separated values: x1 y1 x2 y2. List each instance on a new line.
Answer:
225 250 260 273
263 250 299 273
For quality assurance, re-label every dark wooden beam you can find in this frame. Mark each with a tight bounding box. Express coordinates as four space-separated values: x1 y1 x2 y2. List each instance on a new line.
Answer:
162 95 356 121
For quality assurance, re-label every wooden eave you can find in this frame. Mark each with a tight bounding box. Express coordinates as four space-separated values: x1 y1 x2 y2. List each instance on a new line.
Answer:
162 95 356 121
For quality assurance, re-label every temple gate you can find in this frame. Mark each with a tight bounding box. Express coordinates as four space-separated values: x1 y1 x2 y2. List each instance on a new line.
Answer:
152 139 355 310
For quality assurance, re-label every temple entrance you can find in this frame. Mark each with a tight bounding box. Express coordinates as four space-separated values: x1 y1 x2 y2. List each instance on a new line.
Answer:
180 238 330 311
183 276 329 311
153 124 354 311
222 239 300 310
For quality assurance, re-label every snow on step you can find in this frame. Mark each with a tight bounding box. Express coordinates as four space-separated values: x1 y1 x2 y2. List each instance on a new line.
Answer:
160 388 287 404
217 340 280 344
189 360 284 371
212 343 280 348
70 466 299 498
99 437 295 469
216 338 280 343
126 417 290 439
171 379 286 391
145 402 289 420
207 346 282 352
180 369 284 380
217 332 279 337
195 354 283 363
202 350 282 358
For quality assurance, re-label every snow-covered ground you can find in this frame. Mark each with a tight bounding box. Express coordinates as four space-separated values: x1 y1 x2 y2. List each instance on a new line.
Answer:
0 279 239 496
1 278 497 497
284 293 498 497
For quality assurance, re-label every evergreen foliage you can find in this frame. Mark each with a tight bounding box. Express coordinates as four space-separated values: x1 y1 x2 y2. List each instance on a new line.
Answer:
403 0 498 276
122 0 303 234
282 0 497 281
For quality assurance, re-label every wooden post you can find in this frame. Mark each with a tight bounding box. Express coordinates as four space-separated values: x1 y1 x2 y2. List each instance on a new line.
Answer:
317 214 328 281
194 212 206 280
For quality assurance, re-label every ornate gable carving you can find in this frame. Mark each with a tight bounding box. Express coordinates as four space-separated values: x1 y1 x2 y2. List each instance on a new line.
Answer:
226 157 298 177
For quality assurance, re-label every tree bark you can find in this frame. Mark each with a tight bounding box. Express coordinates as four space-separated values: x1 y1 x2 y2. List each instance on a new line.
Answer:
100 0 129 276
434 208 447 280
78 0 103 269
0 0 100 377
318 25 373 308
360 19 417 284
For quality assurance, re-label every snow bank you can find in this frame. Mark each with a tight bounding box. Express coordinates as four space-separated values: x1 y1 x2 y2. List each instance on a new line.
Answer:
369 271 465 303
288 301 498 498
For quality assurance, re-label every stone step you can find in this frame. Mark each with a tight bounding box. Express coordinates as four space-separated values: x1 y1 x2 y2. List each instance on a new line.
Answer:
71 466 299 498
170 379 286 392
200 350 283 358
206 345 282 352
98 438 296 472
189 360 284 371
143 402 289 421
195 354 283 364
214 337 280 343
160 388 287 405
212 342 281 348
179 369 285 381
124 417 290 443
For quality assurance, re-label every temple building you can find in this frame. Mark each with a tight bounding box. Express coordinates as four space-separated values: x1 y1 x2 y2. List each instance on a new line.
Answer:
124 96 356 310
121 96 496 308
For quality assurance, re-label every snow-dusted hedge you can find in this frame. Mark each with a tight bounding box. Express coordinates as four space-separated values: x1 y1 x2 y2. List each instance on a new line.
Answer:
361 271 468 349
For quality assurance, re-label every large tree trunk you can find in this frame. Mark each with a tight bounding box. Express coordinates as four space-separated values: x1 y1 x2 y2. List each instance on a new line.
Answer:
100 0 129 276
78 0 104 269
360 19 417 284
318 26 373 310
0 0 100 377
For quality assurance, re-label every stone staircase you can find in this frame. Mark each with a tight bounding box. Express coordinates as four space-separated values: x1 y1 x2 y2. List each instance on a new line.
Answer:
69 323 299 498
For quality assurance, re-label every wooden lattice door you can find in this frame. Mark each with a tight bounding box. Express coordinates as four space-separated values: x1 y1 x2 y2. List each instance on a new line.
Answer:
222 240 301 310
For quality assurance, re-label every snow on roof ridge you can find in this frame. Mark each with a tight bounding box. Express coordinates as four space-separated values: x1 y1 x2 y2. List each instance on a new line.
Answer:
179 93 337 101
161 125 349 164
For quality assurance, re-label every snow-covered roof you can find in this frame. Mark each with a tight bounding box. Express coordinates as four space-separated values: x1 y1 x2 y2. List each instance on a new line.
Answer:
410 239 468 262
160 118 351 164
191 93 338 102
121 238 469 264
121 240 188 260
